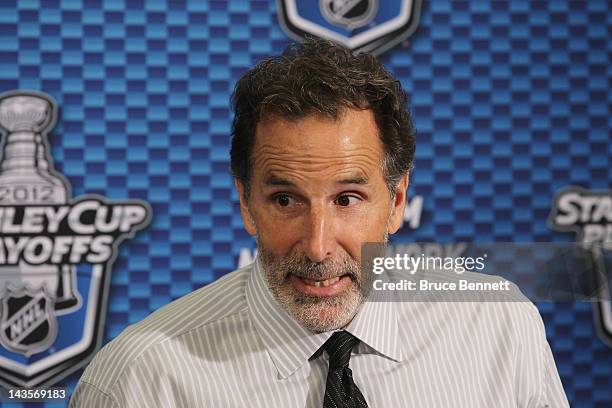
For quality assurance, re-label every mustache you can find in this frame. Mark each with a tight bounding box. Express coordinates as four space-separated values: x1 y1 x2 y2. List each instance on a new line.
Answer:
278 255 359 281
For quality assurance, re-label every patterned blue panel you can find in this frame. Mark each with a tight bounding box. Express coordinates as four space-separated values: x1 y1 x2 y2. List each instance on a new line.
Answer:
0 0 610 406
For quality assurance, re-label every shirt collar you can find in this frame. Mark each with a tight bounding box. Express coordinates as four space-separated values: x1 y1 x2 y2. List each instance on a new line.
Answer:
246 258 403 379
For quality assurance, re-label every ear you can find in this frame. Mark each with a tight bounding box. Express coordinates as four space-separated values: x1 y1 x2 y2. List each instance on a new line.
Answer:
235 179 257 236
387 173 410 235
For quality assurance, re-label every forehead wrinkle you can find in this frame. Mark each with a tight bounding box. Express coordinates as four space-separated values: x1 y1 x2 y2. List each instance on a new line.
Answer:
253 141 381 157
251 110 386 187
256 155 379 179
260 163 375 189
253 145 382 173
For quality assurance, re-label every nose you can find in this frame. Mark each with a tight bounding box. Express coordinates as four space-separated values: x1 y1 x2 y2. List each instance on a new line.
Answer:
302 204 336 263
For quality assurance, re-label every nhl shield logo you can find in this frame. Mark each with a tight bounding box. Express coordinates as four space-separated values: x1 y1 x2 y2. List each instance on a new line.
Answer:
0 90 152 387
277 0 422 55
0 287 57 357
320 0 378 30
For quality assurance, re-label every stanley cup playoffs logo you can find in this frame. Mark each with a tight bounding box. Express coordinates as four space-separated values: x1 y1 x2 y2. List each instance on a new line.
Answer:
0 90 151 387
549 186 612 346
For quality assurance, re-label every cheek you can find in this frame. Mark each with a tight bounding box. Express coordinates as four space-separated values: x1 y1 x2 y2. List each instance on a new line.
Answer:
251 209 300 253
335 208 390 255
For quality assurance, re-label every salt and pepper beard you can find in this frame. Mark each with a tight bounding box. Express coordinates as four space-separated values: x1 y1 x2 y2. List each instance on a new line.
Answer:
258 243 366 333
257 228 390 333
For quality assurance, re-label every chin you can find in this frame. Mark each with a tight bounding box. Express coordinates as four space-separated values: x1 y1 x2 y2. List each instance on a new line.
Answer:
280 286 364 332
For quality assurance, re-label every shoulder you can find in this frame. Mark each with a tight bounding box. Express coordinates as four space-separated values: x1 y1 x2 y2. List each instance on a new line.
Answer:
76 263 254 395
396 272 547 350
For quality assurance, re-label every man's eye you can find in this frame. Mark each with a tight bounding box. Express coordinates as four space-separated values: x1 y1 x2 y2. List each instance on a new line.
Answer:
335 195 360 207
274 194 294 207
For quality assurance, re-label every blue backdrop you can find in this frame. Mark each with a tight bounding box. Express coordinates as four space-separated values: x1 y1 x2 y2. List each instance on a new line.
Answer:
0 0 610 406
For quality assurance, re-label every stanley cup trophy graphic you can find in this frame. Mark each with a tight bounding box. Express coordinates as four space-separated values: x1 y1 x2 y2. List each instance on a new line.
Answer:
0 91 80 356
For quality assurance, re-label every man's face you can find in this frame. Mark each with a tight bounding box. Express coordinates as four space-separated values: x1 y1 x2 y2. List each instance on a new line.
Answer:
236 108 408 332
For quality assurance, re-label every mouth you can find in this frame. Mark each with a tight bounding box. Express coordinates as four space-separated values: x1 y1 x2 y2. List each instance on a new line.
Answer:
289 274 352 297
299 276 342 287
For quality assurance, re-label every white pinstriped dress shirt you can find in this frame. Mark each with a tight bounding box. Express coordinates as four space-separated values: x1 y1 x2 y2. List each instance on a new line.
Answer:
70 259 570 407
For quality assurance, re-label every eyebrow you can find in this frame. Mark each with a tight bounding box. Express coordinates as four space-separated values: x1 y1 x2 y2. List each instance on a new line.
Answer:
264 175 296 187
264 175 369 187
337 176 368 185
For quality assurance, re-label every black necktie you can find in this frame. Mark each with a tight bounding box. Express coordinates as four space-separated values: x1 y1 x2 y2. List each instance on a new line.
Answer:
322 331 368 408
